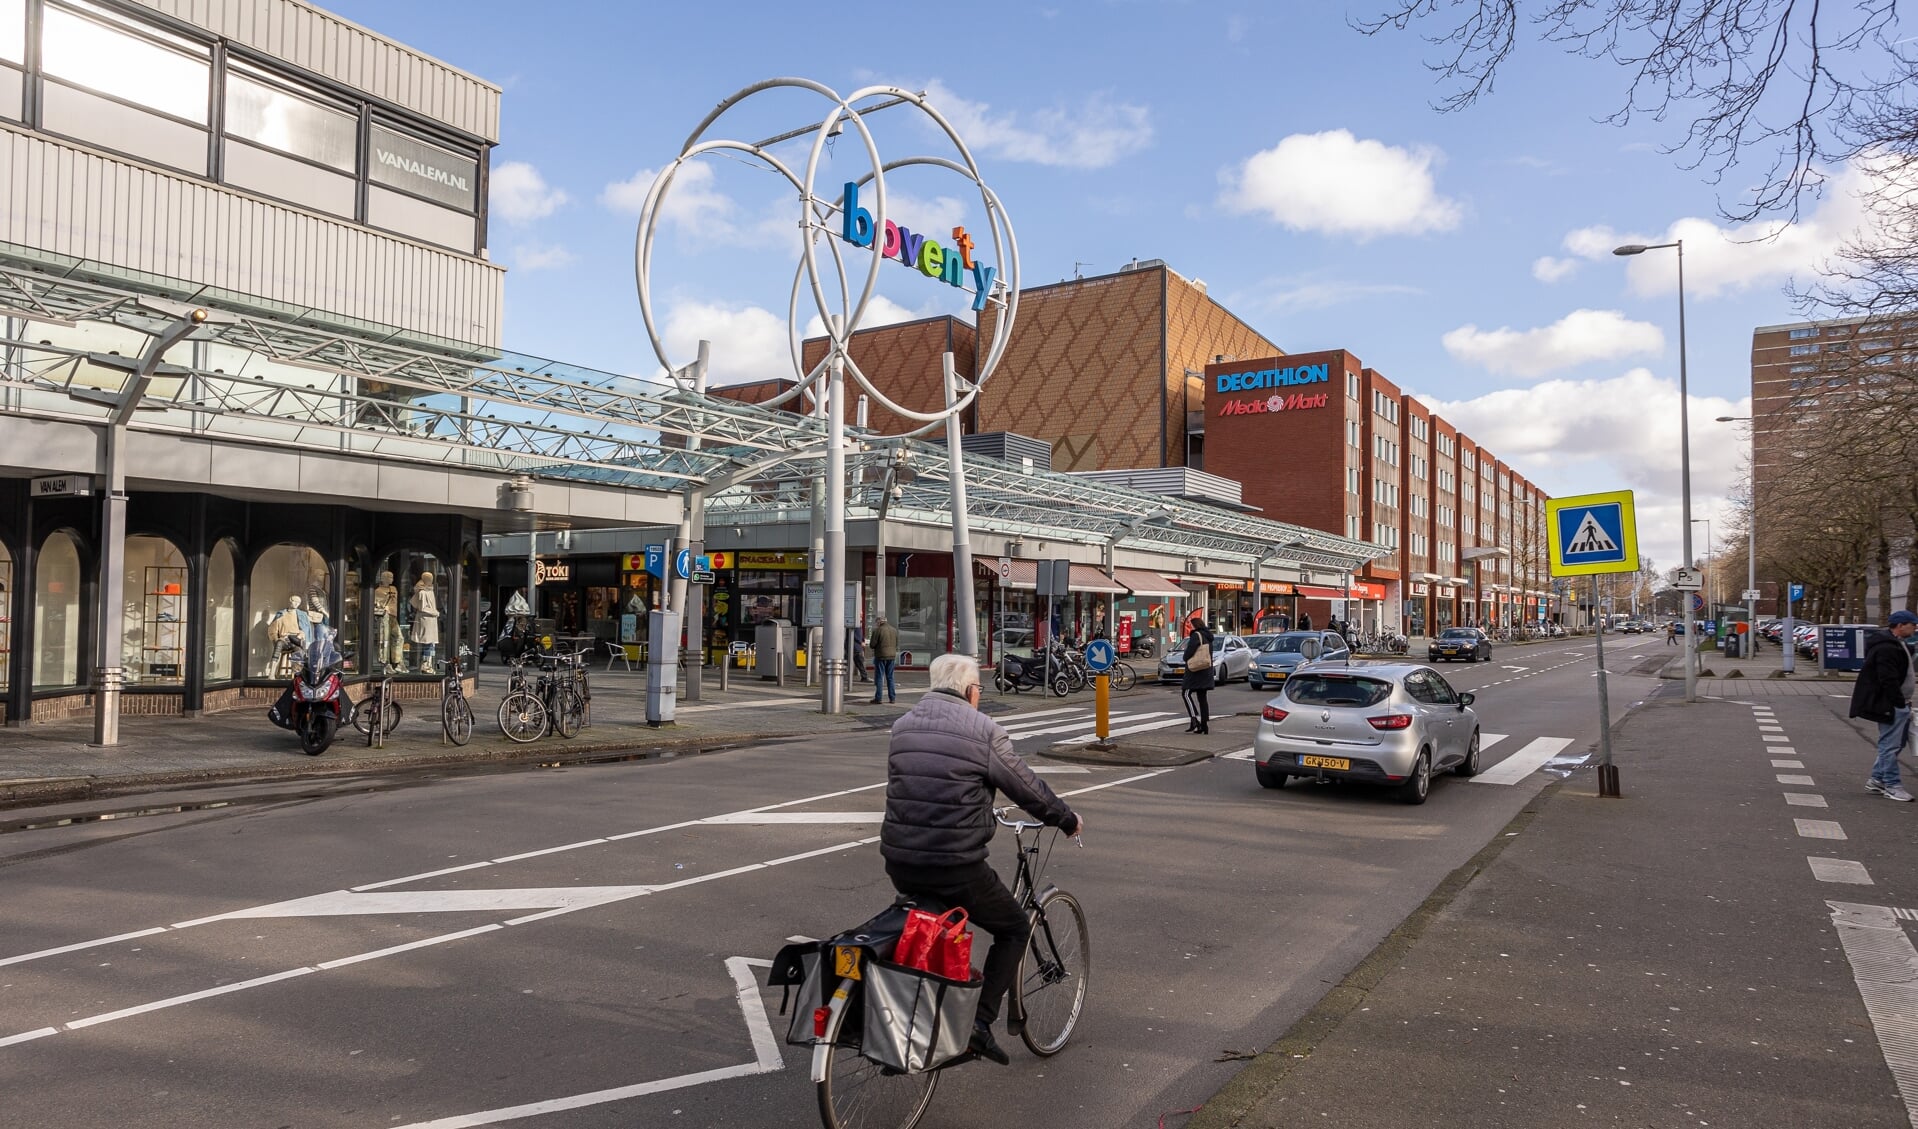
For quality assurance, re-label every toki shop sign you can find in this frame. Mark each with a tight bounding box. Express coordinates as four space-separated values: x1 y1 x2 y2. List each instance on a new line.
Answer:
1212 362 1332 416
838 183 997 312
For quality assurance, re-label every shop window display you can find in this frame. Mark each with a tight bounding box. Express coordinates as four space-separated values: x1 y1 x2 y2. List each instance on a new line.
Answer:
889 577 948 662
371 552 447 674
206 540 237 682
121 535 187 685
249 544 330 678
34 531 83 689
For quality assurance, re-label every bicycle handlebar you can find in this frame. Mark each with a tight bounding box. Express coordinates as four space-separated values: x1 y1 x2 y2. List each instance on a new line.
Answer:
994 806 1084 846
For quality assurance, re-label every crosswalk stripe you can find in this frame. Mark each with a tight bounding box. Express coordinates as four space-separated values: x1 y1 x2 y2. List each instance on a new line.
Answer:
1470 736 1575 786
1479 733 1509 752
1011 712 1173 740
1001 710 1090 733
1053 716 1193 745
996 707 1084 727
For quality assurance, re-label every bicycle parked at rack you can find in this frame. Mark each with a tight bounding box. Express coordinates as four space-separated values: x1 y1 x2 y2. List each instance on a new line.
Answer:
801 808 1091 1129
440 653 473 746
496 652 586 743
351 673 401 746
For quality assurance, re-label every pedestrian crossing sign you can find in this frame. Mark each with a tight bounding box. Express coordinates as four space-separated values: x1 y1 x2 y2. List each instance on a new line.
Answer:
1546 490 1638 576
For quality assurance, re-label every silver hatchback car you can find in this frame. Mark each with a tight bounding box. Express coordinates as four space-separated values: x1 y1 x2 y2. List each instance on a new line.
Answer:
1252 662 1480 805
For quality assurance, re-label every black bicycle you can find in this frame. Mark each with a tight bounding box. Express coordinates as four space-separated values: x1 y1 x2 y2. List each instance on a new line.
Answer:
812 809 1090 1129
440 653 473 746
496 653 585 743
351 674 401 746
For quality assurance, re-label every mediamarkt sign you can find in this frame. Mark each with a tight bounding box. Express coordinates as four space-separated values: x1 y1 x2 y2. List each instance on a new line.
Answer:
1213 361 1332 416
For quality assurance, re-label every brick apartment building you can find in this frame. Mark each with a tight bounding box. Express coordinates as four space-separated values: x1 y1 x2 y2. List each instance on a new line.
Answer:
722 260 1556 636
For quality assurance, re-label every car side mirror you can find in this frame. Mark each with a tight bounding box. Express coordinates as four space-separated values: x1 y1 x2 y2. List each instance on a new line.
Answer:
1457 692 1475 708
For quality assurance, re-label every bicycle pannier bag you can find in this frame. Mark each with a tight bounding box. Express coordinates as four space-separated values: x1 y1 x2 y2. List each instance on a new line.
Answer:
893 907 974 981
861 956 983 1074
1186 643 1213 672
767 941 825 1046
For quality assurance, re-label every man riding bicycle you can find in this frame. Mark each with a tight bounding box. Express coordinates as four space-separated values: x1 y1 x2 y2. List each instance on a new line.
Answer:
881 654 1084 1066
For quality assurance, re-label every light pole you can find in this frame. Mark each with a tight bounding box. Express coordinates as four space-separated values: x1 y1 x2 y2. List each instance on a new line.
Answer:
1716 414 1761 657
1615 239 1695 701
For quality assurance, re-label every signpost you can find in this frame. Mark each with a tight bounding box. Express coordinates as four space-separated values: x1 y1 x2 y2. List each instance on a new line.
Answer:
1783 582 1802 673
31 474 92 498
1085 638 1115 745
1545 490 1639 798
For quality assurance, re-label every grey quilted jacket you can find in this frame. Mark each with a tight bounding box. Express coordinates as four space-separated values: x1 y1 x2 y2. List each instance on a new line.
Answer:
880 690 1078 868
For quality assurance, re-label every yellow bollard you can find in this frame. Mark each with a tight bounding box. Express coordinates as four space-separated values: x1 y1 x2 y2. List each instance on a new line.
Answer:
1095 673 1110 741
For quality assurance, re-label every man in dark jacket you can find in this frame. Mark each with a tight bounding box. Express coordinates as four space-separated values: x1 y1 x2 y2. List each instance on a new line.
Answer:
869 615 899 703
1852 610 1918 801
882 653 1084 1065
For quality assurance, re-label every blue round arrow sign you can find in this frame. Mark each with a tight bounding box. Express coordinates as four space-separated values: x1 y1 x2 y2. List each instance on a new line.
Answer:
1084 639 1115 672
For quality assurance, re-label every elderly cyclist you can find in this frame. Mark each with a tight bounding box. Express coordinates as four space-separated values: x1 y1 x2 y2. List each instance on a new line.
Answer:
880 653 1085 1065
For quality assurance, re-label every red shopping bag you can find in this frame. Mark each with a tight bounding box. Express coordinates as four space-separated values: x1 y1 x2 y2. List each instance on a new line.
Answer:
892 907 974 980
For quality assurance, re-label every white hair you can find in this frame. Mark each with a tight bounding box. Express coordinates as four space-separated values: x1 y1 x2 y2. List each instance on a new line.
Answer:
928 653 980 695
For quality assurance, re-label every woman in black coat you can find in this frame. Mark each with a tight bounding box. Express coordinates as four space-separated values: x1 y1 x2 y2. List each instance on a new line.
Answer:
1181 611 1216 734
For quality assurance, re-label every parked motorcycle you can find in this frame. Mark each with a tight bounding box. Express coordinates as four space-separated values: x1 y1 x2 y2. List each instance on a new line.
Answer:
268 631 348 755
994 651 1070 697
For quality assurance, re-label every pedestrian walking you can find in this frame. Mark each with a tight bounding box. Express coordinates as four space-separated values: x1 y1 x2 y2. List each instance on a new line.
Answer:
1299 612 1313 632
1666 621 1677 646
1852 610 1917 801
869 614 899 704
849 622 869 682
1181 609 1215 734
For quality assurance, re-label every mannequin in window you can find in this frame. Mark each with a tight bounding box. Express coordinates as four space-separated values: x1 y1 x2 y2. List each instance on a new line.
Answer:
268 595 309 676
371 570 404 673
412 571 441 674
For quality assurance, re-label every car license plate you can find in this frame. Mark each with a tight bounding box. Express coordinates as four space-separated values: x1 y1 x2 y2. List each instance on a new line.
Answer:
833 945 863 980
1299 755 1350 770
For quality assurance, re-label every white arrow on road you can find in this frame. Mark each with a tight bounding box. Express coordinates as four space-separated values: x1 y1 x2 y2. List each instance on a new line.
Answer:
390 956 784 1128
1500 665 1529 672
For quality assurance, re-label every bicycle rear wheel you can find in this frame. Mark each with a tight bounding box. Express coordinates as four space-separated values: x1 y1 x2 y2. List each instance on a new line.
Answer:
350 697 401 738
1108 663 1136 692
497 692 547 743
442 692 473 746
551 683 585 739
816 979 938 1129
1015 889 1090 1056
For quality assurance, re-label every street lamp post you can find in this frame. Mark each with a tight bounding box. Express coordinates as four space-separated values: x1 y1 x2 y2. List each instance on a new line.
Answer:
1614 239 1695 701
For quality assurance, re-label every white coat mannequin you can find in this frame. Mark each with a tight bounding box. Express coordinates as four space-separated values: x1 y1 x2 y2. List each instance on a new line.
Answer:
411 571 441 674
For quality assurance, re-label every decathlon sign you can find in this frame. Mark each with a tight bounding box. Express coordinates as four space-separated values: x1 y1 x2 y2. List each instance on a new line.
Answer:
839 183 997 312
1215 363 1330 393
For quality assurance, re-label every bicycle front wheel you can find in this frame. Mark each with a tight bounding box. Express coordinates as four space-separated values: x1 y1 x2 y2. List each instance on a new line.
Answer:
816 981 938 1129
497 692 547 743
1108 663 1136 692
442 693 473 746
1016 888 1090 1056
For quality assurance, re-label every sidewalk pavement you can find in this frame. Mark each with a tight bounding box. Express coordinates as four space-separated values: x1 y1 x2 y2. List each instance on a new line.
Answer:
1657 639 1858 698
1188 675 1918 1127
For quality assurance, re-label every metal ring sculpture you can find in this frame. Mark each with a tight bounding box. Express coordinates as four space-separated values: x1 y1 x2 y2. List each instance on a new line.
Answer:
634 79 1020 437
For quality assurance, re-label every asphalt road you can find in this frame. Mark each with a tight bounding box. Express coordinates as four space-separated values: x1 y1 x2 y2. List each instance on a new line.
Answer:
0 633 1667 1128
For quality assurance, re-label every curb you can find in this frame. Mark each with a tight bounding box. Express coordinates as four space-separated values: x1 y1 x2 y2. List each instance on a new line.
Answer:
1040 742 1215 768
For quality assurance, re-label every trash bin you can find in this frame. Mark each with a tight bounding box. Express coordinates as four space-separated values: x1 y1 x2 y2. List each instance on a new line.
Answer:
1722 633 1742 659
755 619 799 681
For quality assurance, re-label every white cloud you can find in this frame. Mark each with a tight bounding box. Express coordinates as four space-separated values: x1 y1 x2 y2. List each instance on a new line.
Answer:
1219 130 1462 239
1532 256 1578 283
657 295 931 388
921 79 1152 169
602 161 735 227
509 242 576 272
490 161 569 224
1441 309 1665 378
802 293 930 340
1418 369 1750 570
1556 159 1887 299
1251 278 1424 315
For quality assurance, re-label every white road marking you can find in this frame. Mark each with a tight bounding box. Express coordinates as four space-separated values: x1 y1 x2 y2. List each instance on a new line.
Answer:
1500 665 1529 672
1810 858 1874 885
998 707 1085 725
1470 737 1576 786
674 697 818 714
1759 725 1785 733
1478 733 1510 752
1059 770 1170 797
1218 747 1255 761
1829 903 1918 1126
1762 735 1791 743
1772 747 1797 755
701 812 882 825
1031 766 1091 773
1001 709 1092 733
354 861 494 892
1796 820 1847 840
1785 793 1829 807
388 956 782 1128
1053 715 1194 744
1772 759 1805 769
1777 775 1816 786
201 888 655 920
1013 712 1173 740
0 928 165 970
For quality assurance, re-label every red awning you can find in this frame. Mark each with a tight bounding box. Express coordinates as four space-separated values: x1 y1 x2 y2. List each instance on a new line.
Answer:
993 560 1128 595
1109 567 1186 598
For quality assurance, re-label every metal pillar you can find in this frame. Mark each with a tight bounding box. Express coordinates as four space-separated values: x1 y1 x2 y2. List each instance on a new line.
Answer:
821 322 847 714
1594 574 1620 795
92 310 206 747
682 340 710 701
943 353 978 657
807 382 826 689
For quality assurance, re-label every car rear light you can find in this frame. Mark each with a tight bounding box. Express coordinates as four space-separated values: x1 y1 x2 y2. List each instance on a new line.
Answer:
1367 714 1413 730
1261 706 1289 722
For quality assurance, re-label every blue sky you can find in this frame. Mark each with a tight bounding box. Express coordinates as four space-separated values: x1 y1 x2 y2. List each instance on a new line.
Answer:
328 1 1875 575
